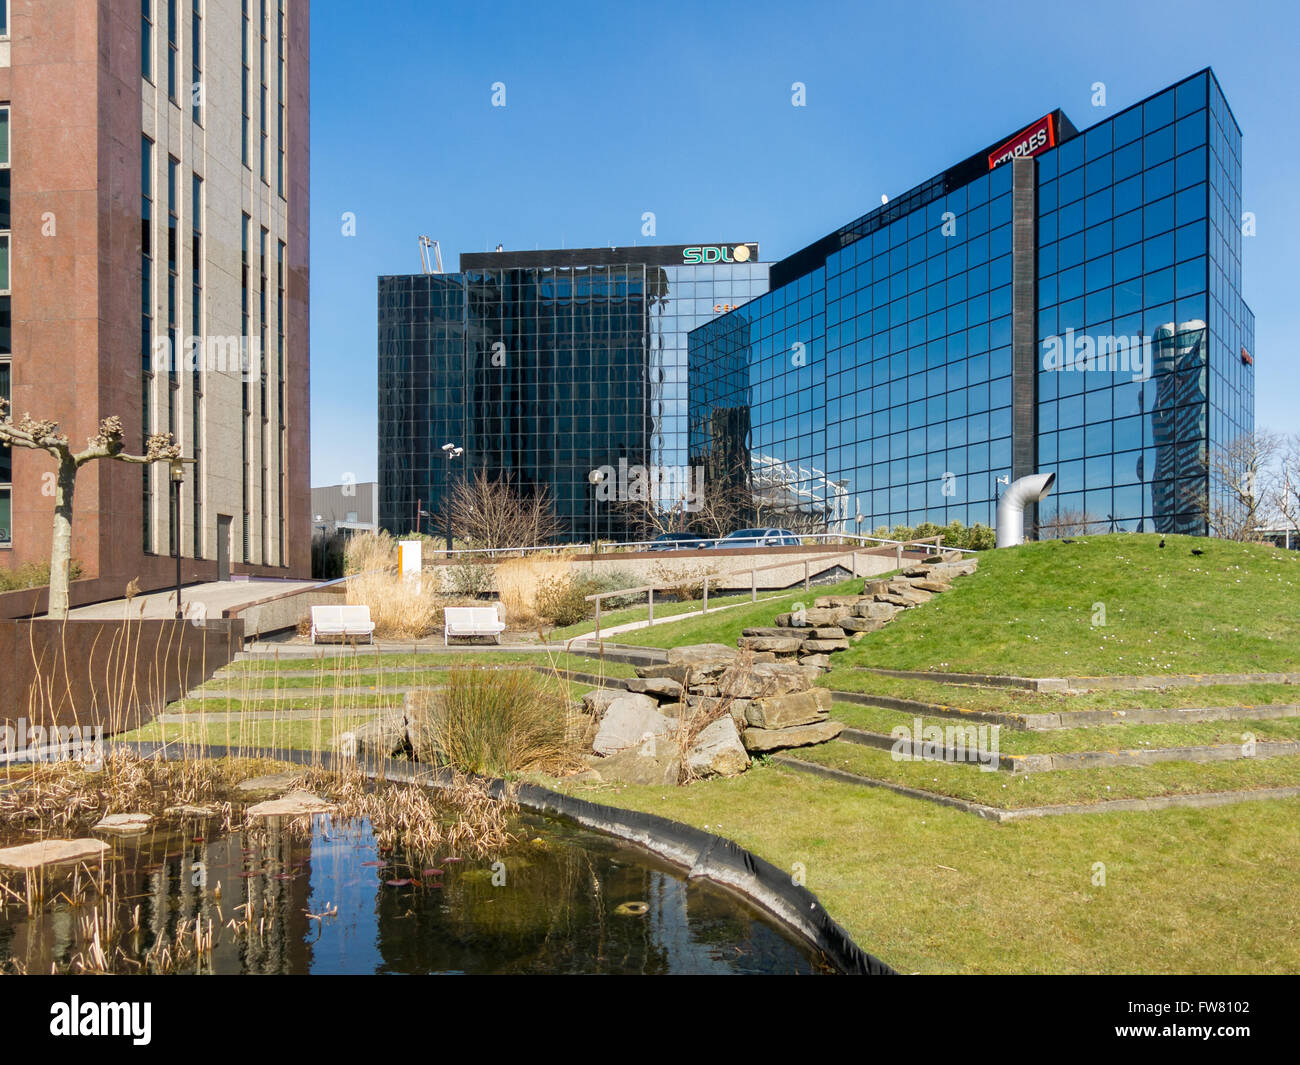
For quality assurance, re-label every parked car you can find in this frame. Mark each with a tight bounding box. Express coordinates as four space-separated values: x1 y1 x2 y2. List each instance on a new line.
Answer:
647 532 713 551
707 528 801 549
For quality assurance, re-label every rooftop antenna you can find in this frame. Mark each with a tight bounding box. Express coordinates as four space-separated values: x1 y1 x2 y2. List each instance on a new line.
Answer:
418 235 443 274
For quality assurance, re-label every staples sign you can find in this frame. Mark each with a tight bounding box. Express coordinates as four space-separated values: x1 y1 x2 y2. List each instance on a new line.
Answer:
987 115 1056 170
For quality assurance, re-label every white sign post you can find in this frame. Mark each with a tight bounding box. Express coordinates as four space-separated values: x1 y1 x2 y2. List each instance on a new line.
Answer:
398 539 423 591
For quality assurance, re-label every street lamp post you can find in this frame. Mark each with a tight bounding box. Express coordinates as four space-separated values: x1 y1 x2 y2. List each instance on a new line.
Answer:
587 468 606 558
169 457 197 620
440 442 464 555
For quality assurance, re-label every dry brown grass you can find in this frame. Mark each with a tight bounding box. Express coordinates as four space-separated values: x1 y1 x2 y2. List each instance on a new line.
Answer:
493 555 575 627
345 570 441 639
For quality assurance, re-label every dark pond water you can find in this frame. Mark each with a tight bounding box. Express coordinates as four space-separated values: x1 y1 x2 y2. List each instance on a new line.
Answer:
0 812 834 975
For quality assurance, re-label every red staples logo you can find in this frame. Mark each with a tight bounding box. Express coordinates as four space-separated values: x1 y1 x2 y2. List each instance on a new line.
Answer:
988 115 1056 170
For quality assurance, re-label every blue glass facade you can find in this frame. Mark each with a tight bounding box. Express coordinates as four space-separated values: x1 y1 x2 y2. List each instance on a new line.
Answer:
379 246 768 538
689 70 1254 538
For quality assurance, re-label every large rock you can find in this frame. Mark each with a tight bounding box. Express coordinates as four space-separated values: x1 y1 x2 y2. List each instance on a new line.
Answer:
814 595 866 608
777 607 851 627
742 719 846 752
581 688 624 717
736 636 803 654
802 638 849 653
339 710 411 758
911 578 952 593
665 643 737 675
588 735 681 786
887 579 932 602
799 654 831 670
931 560 977 578
0 839 110 871
839 616 884 633
686 717 749 778
745 688 832 729
716 660 820 699
852 600 902 621
237 772 301 793
592 695 675 756
625 677 685 700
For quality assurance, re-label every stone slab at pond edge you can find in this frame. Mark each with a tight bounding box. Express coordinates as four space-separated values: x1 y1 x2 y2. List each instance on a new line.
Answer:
246 791 337 818
93 813 154 834
0 838 110 871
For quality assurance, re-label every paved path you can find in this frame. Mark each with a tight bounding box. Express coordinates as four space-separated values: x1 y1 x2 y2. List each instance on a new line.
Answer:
571 593 785 641
63 579 321 621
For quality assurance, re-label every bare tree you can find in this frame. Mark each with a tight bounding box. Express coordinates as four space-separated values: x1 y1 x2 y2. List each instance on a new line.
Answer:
1208 430 1282 541
0 398 182 618
446 469 562 551
1275 432 1300 543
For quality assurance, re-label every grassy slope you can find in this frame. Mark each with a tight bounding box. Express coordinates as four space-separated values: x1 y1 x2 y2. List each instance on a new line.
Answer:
551 765 1300 974
835 534 1300 677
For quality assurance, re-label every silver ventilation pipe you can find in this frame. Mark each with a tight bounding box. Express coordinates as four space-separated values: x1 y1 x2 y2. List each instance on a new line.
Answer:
996 473 1056 548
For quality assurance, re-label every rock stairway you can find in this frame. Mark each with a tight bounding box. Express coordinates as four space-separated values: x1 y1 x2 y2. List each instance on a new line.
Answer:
739 556 977 670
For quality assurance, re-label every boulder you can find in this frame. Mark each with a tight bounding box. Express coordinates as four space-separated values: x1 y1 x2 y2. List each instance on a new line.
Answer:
587 736 681 786
901 565 934 577
839 615 884 633
863 579 891 596
665 644 737 675
799 654 831 670
745 688 832 729
0 839 110 872
910 578 952 593
633 662 691 684
237 772 301 794
814 595 866 608
802 638 850 653
931 560 977 578
340 710 411 758
592 695 675 756
736 636 804 654
877 592 922 608
165 804 219 819
716 660 820 699
581 688 624 716
625 677 685 700
742 719 846 752
852 600 902 621
741 626 797 638
686 717 750 778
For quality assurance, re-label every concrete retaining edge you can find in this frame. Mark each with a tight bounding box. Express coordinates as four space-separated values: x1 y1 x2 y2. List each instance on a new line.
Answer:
772 753 1300 821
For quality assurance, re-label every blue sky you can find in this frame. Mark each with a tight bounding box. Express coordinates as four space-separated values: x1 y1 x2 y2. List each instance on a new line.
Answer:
309 0 1299 486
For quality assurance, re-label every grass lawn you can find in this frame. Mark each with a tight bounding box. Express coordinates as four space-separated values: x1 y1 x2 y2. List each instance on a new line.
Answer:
122 714 375 751
200 662 636 692
549 764 1300 973
223 650 634 676
830 700 1300 754
821 671 1300 714
835 534 1300 677
543 591 768 642
606 577 866 649
791 739 1300 807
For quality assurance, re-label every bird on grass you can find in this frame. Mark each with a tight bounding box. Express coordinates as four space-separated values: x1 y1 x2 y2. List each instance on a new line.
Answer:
1159 537 1166 549
1191 547 1205 556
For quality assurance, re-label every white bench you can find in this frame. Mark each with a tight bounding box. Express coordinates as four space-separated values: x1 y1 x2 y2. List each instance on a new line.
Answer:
310 604 376 644
444 605 506 645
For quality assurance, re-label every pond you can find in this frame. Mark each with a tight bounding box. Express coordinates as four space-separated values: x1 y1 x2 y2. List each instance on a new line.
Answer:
0 809 835 975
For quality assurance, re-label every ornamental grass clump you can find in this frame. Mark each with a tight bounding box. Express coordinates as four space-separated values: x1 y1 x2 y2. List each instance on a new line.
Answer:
406 668 582 778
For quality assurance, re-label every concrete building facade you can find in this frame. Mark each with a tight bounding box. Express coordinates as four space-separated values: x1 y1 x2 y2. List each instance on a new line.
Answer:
0 0 310 598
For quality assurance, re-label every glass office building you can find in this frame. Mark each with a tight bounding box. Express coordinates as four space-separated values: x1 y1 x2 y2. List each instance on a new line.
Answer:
689 69 1254 537
379 244 768 538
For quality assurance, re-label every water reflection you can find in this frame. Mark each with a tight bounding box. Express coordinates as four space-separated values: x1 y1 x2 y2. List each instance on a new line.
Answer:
1 814 831 975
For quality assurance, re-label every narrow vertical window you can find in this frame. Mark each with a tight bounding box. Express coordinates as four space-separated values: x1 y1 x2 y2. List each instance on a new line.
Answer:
241 213 250 562
277 1 286 198
259 0 268 184
142 136 155 553
241 1 250 169
166 0 178 101
192 174 203 556
260 226 269 561
142 1 153 81
277 239 286 564
191 0 202 124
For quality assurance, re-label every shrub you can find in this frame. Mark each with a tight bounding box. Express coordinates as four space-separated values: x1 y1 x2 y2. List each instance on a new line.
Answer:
966 523 995 550
494 555 573 627
651 562 715 601
446 561 493 598
534 573 596 627
406 669 579 776
344 529 398 575
0 560 84 593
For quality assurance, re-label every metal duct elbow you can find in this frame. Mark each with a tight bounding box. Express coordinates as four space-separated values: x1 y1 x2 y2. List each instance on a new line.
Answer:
996 472 1056 548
